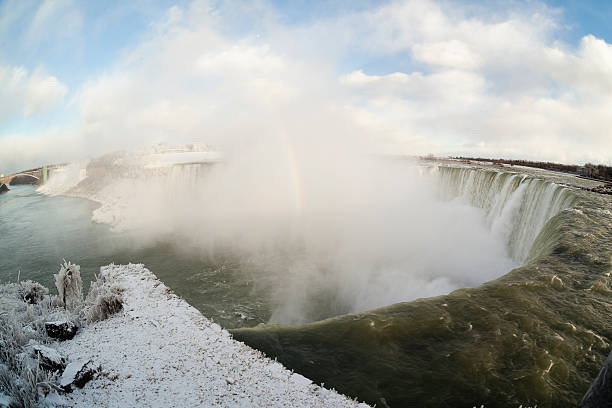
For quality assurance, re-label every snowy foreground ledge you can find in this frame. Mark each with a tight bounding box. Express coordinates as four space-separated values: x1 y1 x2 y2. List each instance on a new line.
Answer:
46 264 369 407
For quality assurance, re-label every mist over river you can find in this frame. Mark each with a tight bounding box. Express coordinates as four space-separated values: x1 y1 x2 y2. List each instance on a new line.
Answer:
2 159 611 407
1 160 521 328
1 157 520 324
0 186 278 328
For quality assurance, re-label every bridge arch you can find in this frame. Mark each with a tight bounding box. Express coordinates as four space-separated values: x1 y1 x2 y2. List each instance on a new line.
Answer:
9 174 39 185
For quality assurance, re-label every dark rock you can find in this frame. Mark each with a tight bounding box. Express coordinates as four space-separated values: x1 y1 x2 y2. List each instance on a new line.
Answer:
31 344 66 372
578 349 612 408
45 321 78 341
588 185 612 195
0 184 8 194
59 360 99 392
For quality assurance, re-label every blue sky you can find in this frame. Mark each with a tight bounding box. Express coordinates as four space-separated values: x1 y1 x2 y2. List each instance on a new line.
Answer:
1 0 612 172
547 0 612 44
0 0 188 135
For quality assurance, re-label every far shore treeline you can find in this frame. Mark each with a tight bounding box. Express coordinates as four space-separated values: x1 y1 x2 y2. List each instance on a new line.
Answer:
446 157 612 183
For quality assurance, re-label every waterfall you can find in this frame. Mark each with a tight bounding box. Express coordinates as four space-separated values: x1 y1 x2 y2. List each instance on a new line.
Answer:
435 166 577 263
166 163 211 188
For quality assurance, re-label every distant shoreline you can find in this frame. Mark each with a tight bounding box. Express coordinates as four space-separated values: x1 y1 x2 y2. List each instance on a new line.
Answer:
419 155 612 183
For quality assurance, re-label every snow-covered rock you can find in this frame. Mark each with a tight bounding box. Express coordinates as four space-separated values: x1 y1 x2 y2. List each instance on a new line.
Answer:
60 360 99 392
30 343 66 372
45 321 78 341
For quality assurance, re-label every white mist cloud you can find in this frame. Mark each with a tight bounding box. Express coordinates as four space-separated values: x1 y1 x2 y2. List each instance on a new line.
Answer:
72 150 517 325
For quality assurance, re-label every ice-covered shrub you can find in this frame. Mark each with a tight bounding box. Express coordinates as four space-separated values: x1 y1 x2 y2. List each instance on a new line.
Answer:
0 285 52 366
0 359 58 408
0 261 125 405
49 261 124 323
84 272 124 323
18 281 49 305
0 283 68 407
54 261 83 311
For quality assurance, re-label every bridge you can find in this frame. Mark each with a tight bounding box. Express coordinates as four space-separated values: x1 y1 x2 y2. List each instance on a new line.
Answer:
0 152 219 187
0 165 65 186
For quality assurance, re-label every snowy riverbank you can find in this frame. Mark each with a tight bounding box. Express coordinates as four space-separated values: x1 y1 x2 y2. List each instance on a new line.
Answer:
44 264 368 407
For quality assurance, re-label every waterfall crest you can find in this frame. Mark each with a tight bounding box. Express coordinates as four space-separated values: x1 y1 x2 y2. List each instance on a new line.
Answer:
435 166 577 263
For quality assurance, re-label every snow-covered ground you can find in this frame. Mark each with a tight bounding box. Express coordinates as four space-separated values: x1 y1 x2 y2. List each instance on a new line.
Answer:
142 151 223 167
46 264 369 407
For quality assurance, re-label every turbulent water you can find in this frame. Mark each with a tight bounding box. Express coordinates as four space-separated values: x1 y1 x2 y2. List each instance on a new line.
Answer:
2 162 611 407
233 164 612 407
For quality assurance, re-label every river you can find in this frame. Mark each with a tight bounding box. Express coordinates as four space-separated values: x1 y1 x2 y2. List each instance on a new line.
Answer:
2 162 610 407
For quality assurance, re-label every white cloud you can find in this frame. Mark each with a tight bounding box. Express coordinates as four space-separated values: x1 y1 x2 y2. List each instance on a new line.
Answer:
342 69 486 104
23 69 69 116
544 35 612 97
330 0 612 164
0 130 80 171
0 66 67 121
196 45 286 77
412 40 481 69
2 0 612 170
56 1 363 166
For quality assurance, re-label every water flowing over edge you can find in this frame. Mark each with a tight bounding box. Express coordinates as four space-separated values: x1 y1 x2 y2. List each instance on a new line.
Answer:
232 164 612 408
433 165 578 263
